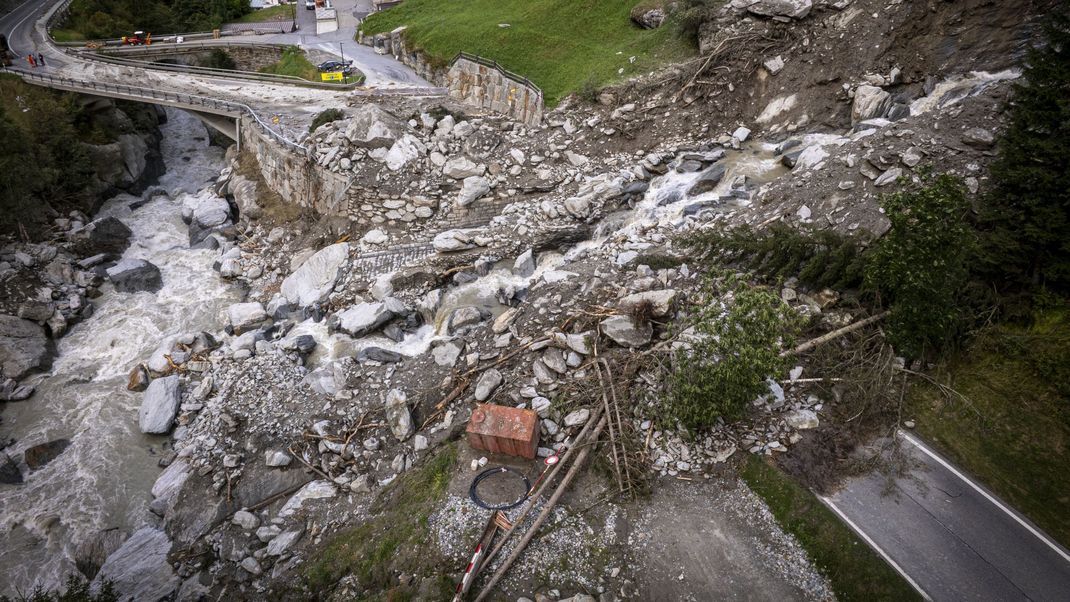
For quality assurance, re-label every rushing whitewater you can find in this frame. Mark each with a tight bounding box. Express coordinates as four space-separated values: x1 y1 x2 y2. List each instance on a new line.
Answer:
0 109 241 595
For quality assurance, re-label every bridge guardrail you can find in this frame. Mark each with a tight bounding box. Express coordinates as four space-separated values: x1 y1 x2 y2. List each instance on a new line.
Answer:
11 68 308 153
69 47 367 90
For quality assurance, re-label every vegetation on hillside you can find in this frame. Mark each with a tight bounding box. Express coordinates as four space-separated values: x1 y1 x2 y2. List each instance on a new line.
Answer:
258 46 319 81
0 74 96 235
302 444 457 598
0 575 117 602
669 280 801 429
232 3 294 24
978 9 1070 296
908 304 1070 547
58 0 251 39
360 0 695 105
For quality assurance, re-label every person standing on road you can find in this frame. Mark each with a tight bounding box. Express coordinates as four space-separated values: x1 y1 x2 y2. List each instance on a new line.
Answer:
37 53 45 67
27 54 36 68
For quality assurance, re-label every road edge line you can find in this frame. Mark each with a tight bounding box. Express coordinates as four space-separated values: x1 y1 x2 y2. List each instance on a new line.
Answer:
899 430 1070 564
816 494 933 601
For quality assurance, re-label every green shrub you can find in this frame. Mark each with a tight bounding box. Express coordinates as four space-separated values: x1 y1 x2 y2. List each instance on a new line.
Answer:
978 8 1070 293
259 46 318 81
679 223 868 290
309 108 345 133
59 0 251 38
864 174 977 358
668 282 800 429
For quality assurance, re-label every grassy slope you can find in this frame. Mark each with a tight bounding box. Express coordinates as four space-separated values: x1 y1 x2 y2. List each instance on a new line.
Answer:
233 4 295 23
302 444 458 599
908 308 1070 547
360 0 694 105
740 456 921 601
258 46 320 81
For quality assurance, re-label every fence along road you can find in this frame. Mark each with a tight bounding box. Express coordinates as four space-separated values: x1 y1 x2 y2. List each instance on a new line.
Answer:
1 0 443 148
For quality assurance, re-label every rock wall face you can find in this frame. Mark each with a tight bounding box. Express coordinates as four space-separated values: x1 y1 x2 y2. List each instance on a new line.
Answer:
446 57 543 126
238 117 438 231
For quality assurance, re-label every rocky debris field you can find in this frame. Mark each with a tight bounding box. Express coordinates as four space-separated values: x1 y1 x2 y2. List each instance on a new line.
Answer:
3 0 1050 598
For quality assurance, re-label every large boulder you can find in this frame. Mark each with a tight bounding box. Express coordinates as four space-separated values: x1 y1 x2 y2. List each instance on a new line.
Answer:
740 0 812 20
432 229 480 253
92 527 178 601
456 176 491 207
344 105 405 147
631 6 666 29
106 259 162 293
687 164 727 197
333 298 406 337
23 439 71 470
384 134 427 171
0 451 23 485
619 289 678 317
139 375 181 434
228 174 262 220
0 315 50 380
443 156 485 179
600 315 653 348
227 302 270 335
852 85 892 124
281 243 350 308
384 389 414 441
78 216 132 255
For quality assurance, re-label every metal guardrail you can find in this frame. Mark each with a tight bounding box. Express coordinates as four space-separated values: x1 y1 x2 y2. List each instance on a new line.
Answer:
449 51 544 102
10 67 308 152
71 47 367 90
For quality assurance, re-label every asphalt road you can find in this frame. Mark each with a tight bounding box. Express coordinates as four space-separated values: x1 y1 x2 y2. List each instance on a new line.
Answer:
2 0 427 88
824 431 1070 601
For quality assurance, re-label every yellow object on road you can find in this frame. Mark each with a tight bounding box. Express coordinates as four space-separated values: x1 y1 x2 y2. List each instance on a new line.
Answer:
320 71 344 82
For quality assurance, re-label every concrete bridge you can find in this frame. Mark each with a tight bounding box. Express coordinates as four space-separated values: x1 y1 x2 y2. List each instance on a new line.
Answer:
0 0 439 147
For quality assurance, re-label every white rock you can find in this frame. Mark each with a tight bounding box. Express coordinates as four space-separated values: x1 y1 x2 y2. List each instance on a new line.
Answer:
784 409 820 430
732 126 751 142
279 481 336 517
385 134 427 171
92 527 177 601
281 243 350 308
226 302 268 335
564 408 591 427
474 369 503 401
385 388 414 441
266 528 304 556
139 376 181 434
443 156 485 179
456 176 491 207
232 510 260 530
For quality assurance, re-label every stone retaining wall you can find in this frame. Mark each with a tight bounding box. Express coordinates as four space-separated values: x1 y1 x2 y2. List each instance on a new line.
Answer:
446 56 543 126
238 116 441 230
358 29 543 125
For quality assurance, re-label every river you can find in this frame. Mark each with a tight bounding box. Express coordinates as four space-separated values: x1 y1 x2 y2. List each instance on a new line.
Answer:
0 108 241 595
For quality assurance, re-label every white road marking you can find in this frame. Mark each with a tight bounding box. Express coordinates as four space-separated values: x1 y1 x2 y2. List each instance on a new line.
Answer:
899 430 1070 564
817 494 933 601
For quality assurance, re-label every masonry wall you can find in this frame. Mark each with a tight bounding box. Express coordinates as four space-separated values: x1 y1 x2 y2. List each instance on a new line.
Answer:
239 116 442 230
446 57 543 126
359 30 543 125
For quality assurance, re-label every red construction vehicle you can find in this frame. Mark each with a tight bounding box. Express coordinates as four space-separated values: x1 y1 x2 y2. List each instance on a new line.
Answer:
121 31 151 46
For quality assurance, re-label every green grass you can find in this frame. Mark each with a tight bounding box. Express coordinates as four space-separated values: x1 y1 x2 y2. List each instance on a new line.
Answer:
360 0 695 105
50 29 87 43
259 45 320 81
907 306 1070 547
302 444 458 598
232 4 295 23
740 455 921 601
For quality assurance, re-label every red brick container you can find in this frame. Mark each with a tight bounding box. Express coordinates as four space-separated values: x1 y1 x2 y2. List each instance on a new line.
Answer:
466 404 539 459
